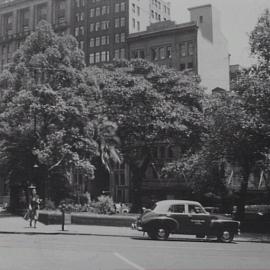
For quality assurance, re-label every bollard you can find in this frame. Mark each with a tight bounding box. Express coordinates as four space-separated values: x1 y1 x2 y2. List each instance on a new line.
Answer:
59 203 66 231
61 209 65 231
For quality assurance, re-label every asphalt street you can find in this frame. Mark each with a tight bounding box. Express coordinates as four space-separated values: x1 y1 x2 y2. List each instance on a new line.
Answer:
0 234 269 270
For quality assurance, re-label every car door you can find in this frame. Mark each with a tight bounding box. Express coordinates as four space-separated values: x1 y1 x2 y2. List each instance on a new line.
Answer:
186 204 212 235
166 204 190 234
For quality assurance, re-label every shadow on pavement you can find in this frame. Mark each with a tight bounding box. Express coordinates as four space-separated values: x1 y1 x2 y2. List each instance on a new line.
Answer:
131 236 238 244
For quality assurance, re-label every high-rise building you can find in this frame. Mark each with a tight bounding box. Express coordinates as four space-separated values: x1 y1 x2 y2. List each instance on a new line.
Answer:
71 0 171 65
0 0 171 70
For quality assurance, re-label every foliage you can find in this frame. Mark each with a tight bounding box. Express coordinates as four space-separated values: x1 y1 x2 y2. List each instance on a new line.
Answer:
250 9 270 63
91 195 115 214
0 21 119 204
90 59 207 211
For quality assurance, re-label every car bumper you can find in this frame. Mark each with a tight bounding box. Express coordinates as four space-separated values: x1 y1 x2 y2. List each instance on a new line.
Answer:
131 221 143 231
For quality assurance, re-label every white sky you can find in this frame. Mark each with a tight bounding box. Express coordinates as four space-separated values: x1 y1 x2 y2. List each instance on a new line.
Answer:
170 0 270 67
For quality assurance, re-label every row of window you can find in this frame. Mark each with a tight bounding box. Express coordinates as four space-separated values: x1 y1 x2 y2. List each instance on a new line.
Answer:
131 44 195 67
151 0 170 15
131 3 140 16
89 51 110 64
89 48 125 64
90 5 110 17
89 20 110 32
180 41 194 57
89 35 110 47
74 0 85 8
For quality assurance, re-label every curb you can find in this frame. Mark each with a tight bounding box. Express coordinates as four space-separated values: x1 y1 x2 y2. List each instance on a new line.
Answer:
0 230 269 243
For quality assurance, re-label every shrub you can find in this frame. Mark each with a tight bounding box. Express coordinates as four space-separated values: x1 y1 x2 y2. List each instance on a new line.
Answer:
43 199 56 210
92 195 115 214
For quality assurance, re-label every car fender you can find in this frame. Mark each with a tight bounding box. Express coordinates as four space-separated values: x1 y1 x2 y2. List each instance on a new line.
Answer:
210 219 240 235
142 216 179 232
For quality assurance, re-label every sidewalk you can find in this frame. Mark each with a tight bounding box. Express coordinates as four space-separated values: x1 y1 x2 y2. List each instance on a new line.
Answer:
0 215 270 243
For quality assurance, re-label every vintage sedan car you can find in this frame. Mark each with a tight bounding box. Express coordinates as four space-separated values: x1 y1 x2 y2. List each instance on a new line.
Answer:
132 200 240 243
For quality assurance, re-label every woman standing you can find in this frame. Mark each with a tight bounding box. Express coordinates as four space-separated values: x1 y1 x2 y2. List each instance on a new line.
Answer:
28 185 41 228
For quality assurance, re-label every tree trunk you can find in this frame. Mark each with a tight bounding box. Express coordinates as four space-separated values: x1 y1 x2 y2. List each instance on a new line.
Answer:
130 154 151 213
237 169 250 221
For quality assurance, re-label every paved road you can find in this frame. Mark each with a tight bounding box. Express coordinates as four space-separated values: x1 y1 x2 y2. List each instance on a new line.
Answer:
0 234 269 270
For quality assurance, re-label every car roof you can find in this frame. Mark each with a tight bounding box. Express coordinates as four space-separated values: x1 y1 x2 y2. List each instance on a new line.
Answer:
156 200 202 206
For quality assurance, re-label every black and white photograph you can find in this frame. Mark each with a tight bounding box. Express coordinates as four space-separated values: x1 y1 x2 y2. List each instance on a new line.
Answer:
0 0 270 269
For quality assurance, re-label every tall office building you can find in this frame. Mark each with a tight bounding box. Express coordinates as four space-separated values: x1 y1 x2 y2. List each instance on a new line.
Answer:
71 0 171 65
0 0 171 70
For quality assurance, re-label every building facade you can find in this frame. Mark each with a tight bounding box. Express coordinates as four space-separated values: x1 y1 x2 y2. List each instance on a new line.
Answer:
0 0 72 71
128 4 230 93
0 0 171 70
71 0 171 66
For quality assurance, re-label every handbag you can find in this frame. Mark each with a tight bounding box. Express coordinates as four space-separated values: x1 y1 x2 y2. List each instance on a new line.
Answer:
23 210 30 221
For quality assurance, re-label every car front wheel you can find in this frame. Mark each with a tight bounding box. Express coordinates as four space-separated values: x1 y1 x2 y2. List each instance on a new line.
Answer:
217 230 234 243
154 226 169 240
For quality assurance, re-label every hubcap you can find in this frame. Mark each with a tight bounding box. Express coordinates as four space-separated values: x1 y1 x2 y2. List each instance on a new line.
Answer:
223 231 230 240
158 228 166 238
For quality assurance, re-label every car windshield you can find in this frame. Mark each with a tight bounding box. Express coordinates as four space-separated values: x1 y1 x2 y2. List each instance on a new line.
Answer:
152 203 169 213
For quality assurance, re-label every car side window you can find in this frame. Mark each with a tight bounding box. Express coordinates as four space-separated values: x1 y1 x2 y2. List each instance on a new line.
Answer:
169 204 185 213
188 204 204 214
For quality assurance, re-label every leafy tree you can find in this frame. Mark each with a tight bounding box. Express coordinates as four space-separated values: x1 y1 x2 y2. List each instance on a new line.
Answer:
92 59 207 211
0 21 118 208
250 9 270 64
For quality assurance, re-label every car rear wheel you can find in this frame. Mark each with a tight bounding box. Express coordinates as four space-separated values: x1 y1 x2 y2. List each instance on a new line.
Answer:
154 226 169 240
217 230 234 243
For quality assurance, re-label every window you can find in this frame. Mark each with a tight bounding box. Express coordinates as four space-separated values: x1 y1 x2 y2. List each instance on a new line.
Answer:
137 6 140 16
75 27 79 36
132 18 136 28
159 47 165 60
90 8 95 17
180 42 187 57
167 46 172 59
101 35 106 45
180 63 185 71
79 41 84 49
151 10 154 19
106 51 110 61
90 23 95 32
96 37 100 46
96 7 100 16
95 52 100 63
101 20 109 30
90 38 95 47
102 6 107 15
188 42 194 56
114 49 120 59
187 62 193 69
132 3 135 13
89 53 95 64
120 2 125 12
101 51 106 62
120 17 125 27
115 18 119 28
120 48 125 59
120 33 125 42
199 15 203 23
115 33 120 43
188 204 205 214
95 22 100 31
151 48 158 60
115 3 120 13
169 204 185 213
137 21 140 31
